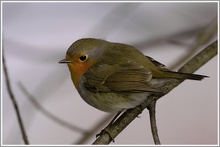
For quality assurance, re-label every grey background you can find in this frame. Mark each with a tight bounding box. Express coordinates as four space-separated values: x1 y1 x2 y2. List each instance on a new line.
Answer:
2 2 218 145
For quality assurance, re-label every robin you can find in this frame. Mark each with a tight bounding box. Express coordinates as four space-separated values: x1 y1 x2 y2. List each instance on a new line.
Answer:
59 38 207 113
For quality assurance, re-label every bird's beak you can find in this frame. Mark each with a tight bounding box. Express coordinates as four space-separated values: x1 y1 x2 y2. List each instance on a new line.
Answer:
59 59 71 64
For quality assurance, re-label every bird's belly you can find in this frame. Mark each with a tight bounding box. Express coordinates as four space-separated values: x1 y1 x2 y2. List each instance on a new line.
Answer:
78 86 150 112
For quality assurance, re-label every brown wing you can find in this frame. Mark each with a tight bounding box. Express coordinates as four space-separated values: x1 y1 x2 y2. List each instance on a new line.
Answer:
82 61 162 93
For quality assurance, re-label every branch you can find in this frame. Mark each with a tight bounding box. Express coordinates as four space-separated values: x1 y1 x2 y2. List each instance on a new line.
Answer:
3 51 30 145
92 40 217 144
148 101 160 144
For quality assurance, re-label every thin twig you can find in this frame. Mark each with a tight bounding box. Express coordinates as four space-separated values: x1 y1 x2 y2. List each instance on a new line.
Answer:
3 51 30 145
92 40 217 144
148 101 161 145
18 82 87 134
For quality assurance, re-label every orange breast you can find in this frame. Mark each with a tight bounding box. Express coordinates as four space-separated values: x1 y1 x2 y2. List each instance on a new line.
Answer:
68 59 96 89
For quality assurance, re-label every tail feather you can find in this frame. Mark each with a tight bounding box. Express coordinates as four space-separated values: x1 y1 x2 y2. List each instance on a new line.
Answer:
146 56 208 81
162 71 208 81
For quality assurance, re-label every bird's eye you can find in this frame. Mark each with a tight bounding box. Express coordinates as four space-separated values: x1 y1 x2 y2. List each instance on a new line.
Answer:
79 55 88 62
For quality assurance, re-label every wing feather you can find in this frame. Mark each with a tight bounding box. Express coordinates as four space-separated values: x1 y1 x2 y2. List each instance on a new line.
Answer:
82 61 162 93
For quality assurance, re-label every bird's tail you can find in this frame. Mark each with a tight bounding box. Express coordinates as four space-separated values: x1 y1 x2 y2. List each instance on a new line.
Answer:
159 70 208 80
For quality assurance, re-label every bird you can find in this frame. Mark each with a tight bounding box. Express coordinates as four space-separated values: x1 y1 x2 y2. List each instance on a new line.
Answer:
59 38 207 113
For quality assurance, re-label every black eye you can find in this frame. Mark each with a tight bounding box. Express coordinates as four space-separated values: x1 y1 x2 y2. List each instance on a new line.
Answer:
79 55 88 62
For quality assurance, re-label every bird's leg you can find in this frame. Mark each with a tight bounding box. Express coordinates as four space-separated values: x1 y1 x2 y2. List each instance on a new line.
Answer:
96 111 122 142
107 111 122 126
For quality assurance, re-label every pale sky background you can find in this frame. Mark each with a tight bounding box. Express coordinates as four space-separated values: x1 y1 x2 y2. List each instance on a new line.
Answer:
2 2 218 145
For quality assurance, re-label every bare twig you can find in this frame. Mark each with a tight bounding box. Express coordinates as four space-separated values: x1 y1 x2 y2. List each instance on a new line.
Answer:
92 40 217 144
18 82 87 134
148 101 160 145
3 51 30 145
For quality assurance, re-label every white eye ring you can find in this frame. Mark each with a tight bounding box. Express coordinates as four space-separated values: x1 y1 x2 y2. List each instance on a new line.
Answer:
79 54 88 62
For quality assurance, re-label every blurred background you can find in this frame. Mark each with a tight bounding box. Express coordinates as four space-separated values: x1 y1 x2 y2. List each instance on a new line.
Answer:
2 2 218 145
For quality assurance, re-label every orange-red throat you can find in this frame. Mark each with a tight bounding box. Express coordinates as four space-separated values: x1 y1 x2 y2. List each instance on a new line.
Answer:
66 53 96 89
